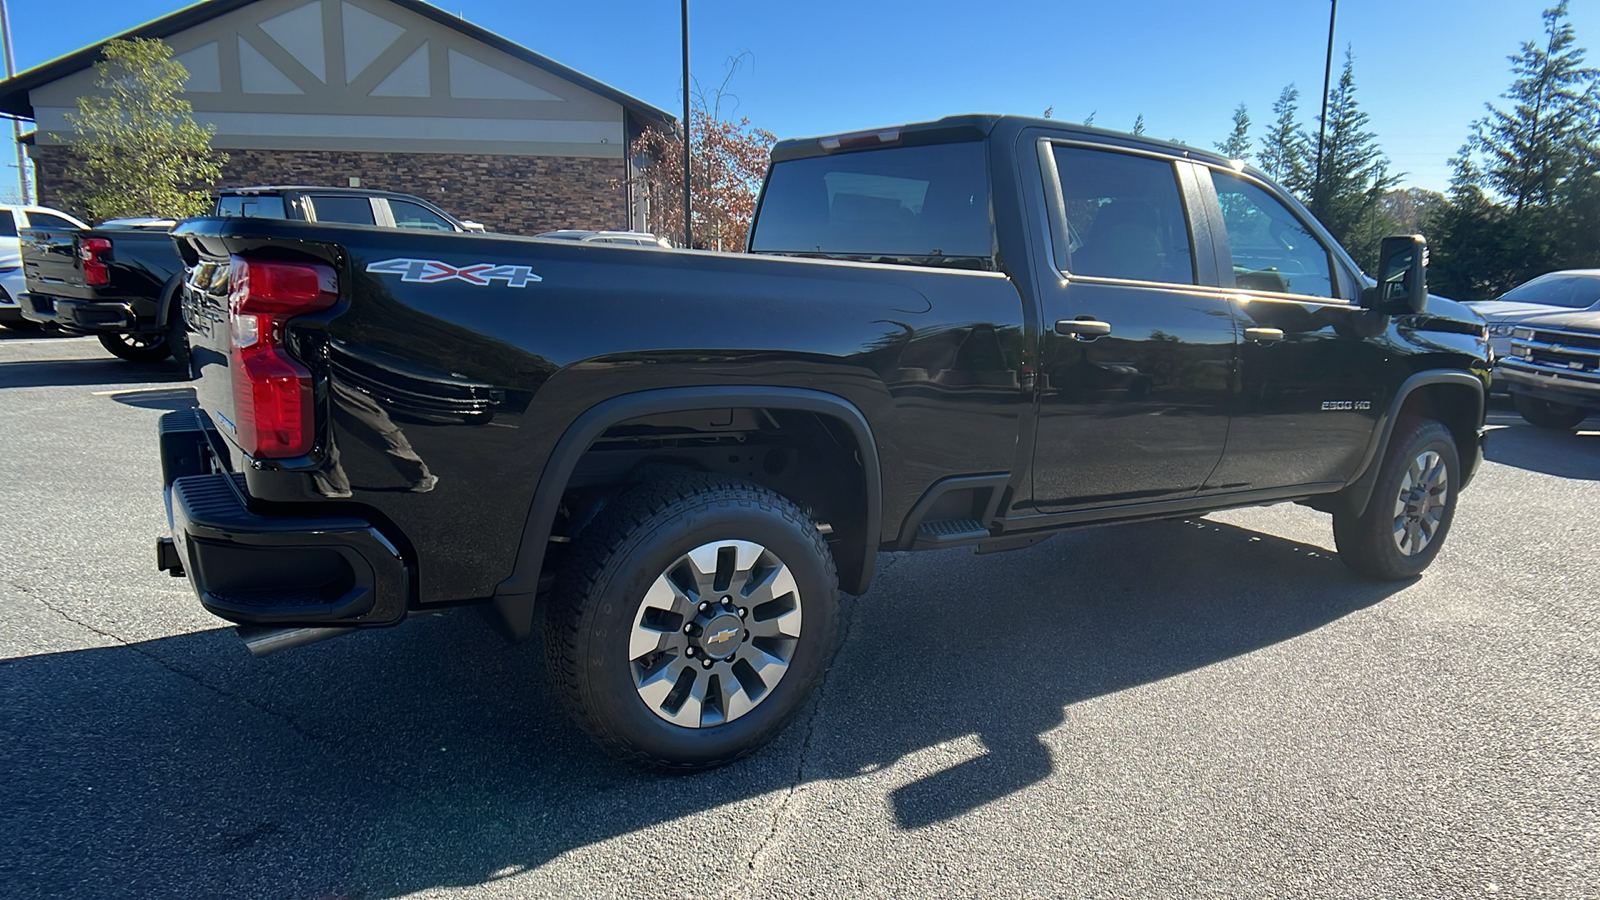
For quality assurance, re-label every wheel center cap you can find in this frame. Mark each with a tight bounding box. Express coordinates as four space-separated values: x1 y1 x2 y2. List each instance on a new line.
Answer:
698 613 743 658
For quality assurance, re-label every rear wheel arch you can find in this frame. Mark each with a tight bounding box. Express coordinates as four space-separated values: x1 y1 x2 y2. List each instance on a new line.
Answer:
491 386 882 640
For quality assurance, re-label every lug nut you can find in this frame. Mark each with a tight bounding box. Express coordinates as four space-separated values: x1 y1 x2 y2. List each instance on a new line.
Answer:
684 623 695 634
699 601 711 613
744 631 751 641
739 607 747 618
722 596 734 608
701 658 713 669
685 647 695 657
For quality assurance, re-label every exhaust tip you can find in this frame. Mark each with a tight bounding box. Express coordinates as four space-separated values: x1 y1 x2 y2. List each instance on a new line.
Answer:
236 624 356 657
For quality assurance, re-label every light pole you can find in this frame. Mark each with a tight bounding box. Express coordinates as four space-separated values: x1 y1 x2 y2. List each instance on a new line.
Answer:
1313 0 1338 213
680 0 691 248
0 0 29 204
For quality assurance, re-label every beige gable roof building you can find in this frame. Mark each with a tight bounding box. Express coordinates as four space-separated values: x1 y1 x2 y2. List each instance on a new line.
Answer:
0 0 674 233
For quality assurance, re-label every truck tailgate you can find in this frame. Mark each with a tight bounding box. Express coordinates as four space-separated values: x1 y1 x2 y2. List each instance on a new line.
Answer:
20 228 87 296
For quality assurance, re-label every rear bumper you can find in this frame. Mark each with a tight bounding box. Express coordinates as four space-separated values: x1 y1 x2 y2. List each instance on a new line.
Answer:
157 409 410 627
21 292 135 332
1495 360 1600 411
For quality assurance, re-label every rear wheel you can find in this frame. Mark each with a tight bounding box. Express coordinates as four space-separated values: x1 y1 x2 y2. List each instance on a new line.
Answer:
1512 392 1589 431
98 331 172 363
544 471 839 771
1333 418 1459 580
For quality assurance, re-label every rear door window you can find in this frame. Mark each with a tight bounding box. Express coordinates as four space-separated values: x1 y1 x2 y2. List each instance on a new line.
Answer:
0 212 16 237
308 195 377 226
1050 145 1196 285
216 195 288 219
750 141 994 267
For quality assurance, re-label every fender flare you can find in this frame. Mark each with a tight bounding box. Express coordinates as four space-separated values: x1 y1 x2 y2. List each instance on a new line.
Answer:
154 272 184 327
1340 370 1485 518
490 386 883 640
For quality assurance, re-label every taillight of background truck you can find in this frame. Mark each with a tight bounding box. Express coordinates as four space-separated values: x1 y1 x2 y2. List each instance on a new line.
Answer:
228 256 337 458
79 238 112 286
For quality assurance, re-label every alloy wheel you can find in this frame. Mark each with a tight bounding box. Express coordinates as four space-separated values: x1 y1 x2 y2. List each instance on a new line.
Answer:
628 539 803 728
1391 449 1449 556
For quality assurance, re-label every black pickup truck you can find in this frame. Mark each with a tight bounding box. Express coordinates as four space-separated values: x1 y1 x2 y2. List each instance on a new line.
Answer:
156 115 1490 769
20 186 478 363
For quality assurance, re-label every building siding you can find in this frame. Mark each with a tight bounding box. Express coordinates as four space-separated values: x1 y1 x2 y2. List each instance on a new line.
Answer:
30 144 629 235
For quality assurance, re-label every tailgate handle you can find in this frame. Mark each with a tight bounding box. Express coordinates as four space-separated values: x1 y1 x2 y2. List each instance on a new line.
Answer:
1244 327 1285 343
1055 318 1112 340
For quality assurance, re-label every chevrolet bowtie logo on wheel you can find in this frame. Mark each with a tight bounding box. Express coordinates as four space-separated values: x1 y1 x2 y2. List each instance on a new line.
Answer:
366 258 542 287
706 627 740 646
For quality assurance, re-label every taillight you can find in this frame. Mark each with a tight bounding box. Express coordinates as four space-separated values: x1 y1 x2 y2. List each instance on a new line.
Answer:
228 256 338 458
79 238 112 286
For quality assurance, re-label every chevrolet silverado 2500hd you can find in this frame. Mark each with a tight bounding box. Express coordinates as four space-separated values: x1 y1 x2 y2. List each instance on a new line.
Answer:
156 115 1490 769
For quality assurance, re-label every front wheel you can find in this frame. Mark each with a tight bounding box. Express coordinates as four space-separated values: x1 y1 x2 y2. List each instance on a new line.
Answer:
98 331 172 363
1512 393 1589 431
1333 418 1460 580
544 472 839 771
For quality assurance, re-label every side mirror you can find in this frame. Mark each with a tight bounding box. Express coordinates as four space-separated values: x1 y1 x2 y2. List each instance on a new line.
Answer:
1362 234 1428 315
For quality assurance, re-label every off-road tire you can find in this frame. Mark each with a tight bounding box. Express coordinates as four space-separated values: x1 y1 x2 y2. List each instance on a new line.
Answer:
1333 417 1459 580
543 471 839 771
98 331 172 364
1512 392 1589 431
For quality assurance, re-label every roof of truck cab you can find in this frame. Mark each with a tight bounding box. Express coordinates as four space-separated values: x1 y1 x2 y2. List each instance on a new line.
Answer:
770 114 1242 170
220 186 433 200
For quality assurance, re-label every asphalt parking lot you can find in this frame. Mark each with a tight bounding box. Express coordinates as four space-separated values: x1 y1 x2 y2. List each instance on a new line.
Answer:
1 332 1595 899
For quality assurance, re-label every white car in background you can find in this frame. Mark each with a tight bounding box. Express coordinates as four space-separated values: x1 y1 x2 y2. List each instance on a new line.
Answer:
0 204 90 330
1466 269 1600 361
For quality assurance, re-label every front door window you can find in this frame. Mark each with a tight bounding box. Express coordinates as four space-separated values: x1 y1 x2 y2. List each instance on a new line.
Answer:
1208 170 1336 299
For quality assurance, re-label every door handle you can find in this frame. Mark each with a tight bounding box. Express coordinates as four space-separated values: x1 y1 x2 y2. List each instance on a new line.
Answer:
1055 318 1112 340
1244 327 1285 343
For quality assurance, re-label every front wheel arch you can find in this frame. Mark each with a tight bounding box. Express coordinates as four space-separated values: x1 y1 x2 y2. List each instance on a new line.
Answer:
1335 372 1484 519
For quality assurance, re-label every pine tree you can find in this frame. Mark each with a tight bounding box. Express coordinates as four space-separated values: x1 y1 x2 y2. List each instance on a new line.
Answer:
1131 114 1146 136
1308 50 1398 269
1215 103 1251 161
1472 0 1598 210
1257 85 1311 200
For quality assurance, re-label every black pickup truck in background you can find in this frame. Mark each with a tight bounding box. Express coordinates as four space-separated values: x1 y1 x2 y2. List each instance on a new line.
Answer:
156 115 1490 770
20 186 480 363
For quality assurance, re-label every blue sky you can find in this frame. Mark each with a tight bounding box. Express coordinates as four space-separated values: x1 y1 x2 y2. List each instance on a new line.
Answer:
6 0 1598 196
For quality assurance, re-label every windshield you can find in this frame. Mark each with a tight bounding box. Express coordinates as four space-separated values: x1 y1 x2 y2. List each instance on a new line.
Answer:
1495 273 1600 309
749 141 994 269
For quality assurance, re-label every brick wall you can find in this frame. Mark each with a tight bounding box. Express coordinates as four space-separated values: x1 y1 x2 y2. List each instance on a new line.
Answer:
29 144 629 235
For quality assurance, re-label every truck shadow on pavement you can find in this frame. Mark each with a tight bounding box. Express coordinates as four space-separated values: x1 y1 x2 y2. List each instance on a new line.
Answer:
0 357 189 390
1483 421 1598 480
2 518 1409 898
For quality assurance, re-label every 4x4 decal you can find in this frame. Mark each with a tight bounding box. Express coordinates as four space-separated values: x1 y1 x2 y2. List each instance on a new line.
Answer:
366 258 542 288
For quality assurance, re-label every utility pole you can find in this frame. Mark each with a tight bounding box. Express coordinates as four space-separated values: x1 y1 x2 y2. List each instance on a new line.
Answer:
0 0 29 204
1313 0 1337 213
680 0 692 249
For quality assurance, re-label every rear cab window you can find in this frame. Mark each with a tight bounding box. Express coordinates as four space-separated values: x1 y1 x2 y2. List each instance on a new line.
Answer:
216 195 289 219
749 141 994 269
